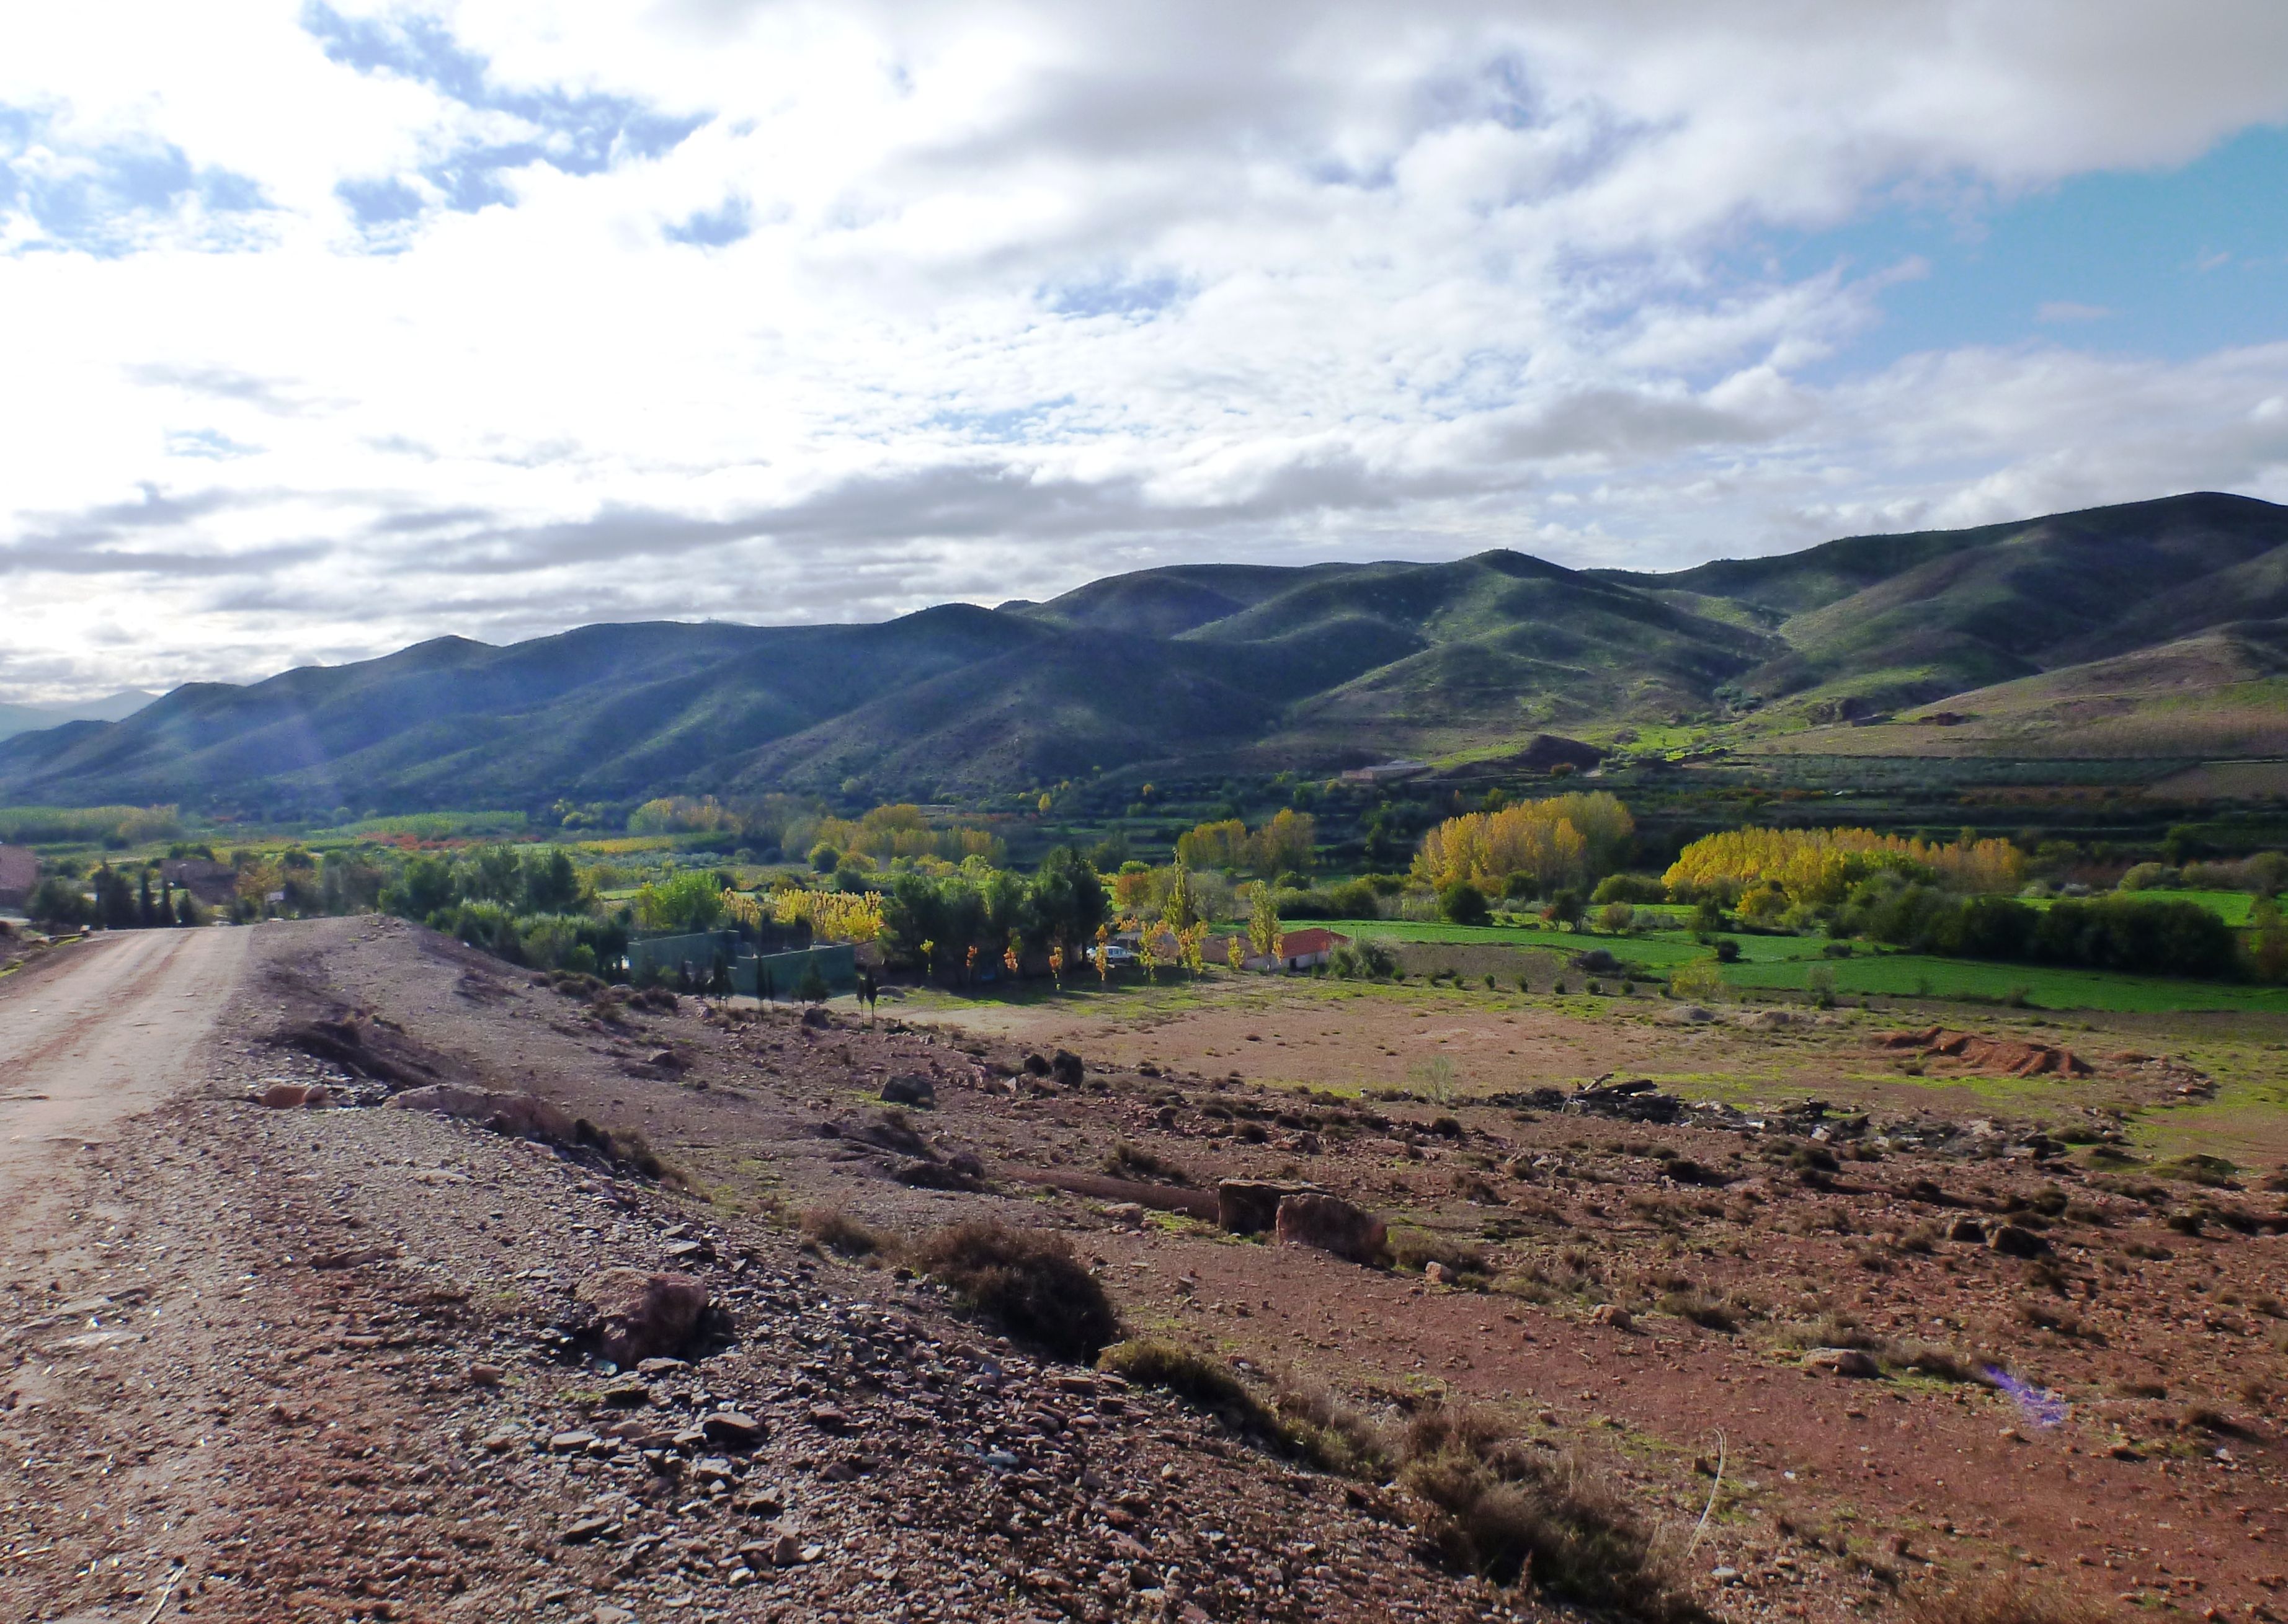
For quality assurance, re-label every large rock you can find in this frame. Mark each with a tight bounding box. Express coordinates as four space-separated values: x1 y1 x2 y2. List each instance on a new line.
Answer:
1987 1223 2050 1259
1217 1178 1320 1236
574 1269 709 1364
1273 1193 1387 1264
389 1085 574 1142
881 1073 937 1109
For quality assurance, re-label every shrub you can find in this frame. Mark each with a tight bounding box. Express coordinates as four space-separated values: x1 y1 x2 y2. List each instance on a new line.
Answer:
914 1220 1120 1362
799 1207 885 1259
1670 957 1725 1000
1399 1405 1692 1617
1439 881 1490 926
26 877 92 931
1591 872 1667 905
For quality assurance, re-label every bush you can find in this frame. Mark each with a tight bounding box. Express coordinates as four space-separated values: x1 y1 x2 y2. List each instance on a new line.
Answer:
1399 1405 1691 1617
2117 862 2176 892
1670 957 1725 1000
26 877 92 931
1439 881 1490 926
1279 878 1382 920
1330 940 1397 979
914 1220 1120 1362
1591 873 1667 905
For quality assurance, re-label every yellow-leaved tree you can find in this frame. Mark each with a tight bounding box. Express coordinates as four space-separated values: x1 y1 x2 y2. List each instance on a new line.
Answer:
1663 827 2023 905
1413 791 1632 895
1247 884 1282 965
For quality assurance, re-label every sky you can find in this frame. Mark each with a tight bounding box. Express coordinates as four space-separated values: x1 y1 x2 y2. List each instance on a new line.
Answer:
4 1 2288 705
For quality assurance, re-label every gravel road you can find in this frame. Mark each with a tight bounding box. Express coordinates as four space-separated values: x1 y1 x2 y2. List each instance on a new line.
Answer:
0 928 251 1204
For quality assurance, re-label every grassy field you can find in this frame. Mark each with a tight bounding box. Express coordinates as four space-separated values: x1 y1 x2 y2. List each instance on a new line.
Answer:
1337 916 2288 1014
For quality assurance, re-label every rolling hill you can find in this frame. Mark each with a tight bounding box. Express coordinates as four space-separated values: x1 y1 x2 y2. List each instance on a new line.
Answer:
2 491 2284 814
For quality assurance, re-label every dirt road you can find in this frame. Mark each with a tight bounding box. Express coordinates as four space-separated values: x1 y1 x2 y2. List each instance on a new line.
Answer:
0 927 251 1204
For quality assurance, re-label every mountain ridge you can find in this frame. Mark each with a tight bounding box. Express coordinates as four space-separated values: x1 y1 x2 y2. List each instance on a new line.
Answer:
4 492 2283 814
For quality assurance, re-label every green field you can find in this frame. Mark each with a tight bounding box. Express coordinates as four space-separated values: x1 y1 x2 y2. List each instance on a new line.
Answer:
1340 916 2288 1015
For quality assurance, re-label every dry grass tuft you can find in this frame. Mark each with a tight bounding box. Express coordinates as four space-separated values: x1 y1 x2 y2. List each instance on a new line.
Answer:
914 1220 1121 1363
799 1207 886 1259
1904 1574 2106 1624
1397 1403 1698 1620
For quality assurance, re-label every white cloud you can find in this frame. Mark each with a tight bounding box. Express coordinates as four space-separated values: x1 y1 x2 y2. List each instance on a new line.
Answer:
1 1 2286 702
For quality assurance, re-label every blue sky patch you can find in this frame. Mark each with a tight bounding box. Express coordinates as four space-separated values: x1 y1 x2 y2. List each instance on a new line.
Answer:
1746 123 2288 378
665 195 752 247
301 1 703 224
0 104 270 256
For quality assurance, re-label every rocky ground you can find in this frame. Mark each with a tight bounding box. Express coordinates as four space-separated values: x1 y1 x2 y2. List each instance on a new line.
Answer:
6 914 2287 1624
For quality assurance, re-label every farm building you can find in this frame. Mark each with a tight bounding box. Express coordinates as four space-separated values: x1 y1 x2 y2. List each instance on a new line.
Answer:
0 845 37 911
161 859 238 908
1242 927 1350 972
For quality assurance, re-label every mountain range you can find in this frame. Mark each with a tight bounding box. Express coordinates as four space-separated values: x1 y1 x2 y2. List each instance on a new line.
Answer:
0 690 157 745
3 491 2284 815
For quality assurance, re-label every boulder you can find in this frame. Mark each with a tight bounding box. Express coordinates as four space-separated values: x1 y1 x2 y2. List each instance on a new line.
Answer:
1050 1049 1085 1086
1273 1193 1387 1264
701 1410 767 1448
1423 1260 1456 1287
881 1073 937 1109
1803 1347 1882 1378
1947 1217 1988 1244
1588 1303 1634 1330
1217 1178 1320 1236
574 1269 709 1365
389 1085 574 1143
259 1081 329 1109
1987 1223 2050 1259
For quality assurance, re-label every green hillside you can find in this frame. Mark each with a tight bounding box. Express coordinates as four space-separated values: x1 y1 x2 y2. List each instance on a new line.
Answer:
3 490 2284 815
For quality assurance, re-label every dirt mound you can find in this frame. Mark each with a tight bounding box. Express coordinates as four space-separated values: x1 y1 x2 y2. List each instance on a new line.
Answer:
389 1083 578 1140
1876 1026 2092 1076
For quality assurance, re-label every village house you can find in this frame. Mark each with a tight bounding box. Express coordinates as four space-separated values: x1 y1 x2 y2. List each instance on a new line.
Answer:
161 858 239 908
0 845 37 912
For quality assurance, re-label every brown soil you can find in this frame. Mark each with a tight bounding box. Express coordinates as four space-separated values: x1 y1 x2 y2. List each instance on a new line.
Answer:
7 916 2287 1624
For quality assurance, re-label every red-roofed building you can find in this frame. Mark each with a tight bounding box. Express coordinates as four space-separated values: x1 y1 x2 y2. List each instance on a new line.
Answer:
0 845 38 912
1243 927 1350 972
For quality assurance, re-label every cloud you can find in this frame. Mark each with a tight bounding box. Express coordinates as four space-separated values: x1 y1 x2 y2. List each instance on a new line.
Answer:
0 101 271 255
1 2 2287 704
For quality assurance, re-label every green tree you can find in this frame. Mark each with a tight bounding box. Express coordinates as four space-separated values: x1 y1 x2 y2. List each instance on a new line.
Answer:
521 848 584 913
796 956 829 1003
1438 881 1489 926
1031 846 1108 969
27 877 93 931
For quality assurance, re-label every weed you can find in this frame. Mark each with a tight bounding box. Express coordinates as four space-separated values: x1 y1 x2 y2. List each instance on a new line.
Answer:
913 1220 1121 1363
